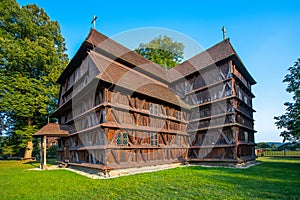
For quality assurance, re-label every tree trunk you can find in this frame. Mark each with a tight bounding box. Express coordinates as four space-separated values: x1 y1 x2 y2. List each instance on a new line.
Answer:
24 140 33 159
24 118 33 159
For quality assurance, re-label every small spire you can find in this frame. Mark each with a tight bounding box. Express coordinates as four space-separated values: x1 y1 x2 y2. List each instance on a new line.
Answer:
222 26 226 40
91 15 98 29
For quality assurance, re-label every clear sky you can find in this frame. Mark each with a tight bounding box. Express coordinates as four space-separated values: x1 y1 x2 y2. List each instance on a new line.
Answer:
17 0 300 142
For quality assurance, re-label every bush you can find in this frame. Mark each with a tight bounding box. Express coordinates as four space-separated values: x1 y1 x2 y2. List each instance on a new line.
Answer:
47 145 58 158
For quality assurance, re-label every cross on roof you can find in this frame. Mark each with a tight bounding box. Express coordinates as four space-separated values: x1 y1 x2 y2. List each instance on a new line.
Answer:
222 26 226 40
91 15 98 29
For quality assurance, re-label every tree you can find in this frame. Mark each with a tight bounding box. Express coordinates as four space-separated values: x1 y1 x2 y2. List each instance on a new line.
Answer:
0 0 68 158
0 135 8 156
135 35 184 69
271 143 277 150
274 58 300 142
256 142 271 149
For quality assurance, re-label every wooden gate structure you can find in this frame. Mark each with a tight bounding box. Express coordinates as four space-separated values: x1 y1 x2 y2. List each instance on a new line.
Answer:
51 29 256 171
33 123 69 168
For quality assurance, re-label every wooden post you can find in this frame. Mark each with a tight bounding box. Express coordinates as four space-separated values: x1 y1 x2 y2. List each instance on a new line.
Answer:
39 137 43 169
43 135 47 167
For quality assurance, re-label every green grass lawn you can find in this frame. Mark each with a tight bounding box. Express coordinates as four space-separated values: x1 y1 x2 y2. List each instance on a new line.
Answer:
0 157 299 200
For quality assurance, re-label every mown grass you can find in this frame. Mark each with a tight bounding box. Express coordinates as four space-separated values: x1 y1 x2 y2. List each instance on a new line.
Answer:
0 157 299 200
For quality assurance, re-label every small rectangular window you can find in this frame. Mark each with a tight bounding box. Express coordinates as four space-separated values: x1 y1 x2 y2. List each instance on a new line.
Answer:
176 112 183 121
238 91 242 99
244 131 248 142
150 133 158 146
244 96 248 104
150 103 154 114
177 135 182 146
150 103 158 115
116 131 128 145
153 104 157 115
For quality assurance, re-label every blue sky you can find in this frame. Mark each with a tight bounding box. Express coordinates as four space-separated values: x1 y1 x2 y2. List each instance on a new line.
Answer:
17 0 300 142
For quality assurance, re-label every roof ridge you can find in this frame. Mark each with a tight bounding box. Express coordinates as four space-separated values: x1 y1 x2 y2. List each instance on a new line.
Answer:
58 29 255 86
86 29 170 83
167 38 238 83
173 38 232 70
87 51 188 109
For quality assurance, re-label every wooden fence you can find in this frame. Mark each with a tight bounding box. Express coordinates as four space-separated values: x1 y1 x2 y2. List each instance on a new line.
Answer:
256 149 300 157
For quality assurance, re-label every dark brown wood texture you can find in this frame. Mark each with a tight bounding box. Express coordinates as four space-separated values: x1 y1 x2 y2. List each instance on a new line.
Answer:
53 29 256 170
171 59 255 163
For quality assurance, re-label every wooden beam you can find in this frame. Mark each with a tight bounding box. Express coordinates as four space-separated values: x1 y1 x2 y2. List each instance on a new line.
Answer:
111 150 120 164
39 137 43 169
140 150 147 162
111 109 121 125
43 135 47 168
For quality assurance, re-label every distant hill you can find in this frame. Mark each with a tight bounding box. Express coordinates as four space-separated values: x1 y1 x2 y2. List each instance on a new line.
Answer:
277 142 300 151
266 142 283 148
256 142 283 149
256 142 300 150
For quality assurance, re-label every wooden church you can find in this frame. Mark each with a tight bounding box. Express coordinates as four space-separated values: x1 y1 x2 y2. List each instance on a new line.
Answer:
51 28 256 171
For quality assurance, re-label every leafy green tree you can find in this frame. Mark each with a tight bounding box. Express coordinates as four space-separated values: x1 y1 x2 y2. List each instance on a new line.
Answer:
0 135 8 155
271 143 277 150
256 142 271 149
135 35 184 69
274 58 300 142
0 0 68 158
47 145 58 158
2 143 17 158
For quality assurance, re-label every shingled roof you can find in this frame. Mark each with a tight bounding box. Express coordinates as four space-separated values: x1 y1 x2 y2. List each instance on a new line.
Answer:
58 29 255 86
33 123 69 137
88 51 187 109
168 38 256 85
56 29 255 111
57 29 169 85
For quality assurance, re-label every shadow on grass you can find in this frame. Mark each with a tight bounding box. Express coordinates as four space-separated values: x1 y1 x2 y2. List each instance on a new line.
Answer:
23 158 57 168
23 161 40 168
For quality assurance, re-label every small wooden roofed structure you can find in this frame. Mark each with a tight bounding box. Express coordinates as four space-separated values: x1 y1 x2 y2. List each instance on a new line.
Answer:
33 123 69 169
34 123 69 137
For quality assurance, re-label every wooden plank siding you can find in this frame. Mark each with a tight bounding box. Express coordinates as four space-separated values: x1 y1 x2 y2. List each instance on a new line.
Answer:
56 85 189 168
170 58 255 163
52 29 256 170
